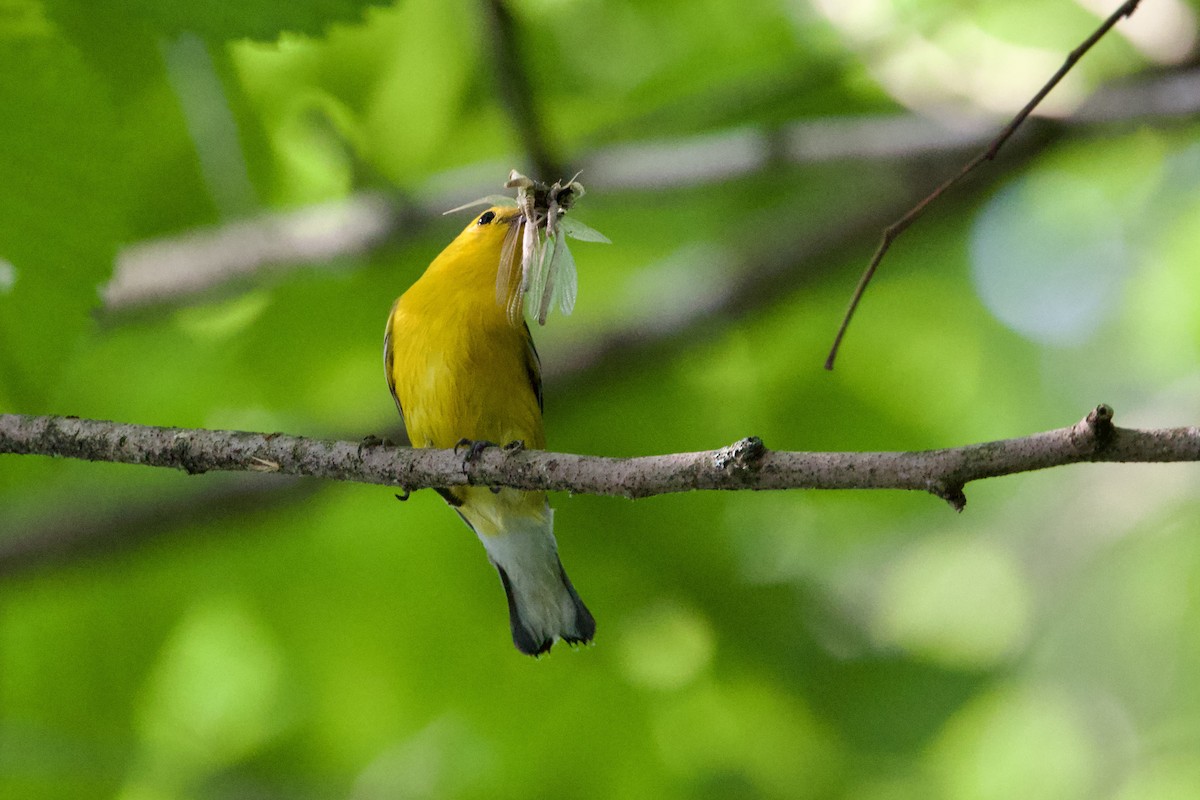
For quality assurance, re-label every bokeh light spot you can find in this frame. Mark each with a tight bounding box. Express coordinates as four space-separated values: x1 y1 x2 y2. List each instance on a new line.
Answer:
873 535 1031 668
620 601 715 690
970 171 1128 345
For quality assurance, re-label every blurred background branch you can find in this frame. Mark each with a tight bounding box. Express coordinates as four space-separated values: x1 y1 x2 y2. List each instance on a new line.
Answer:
102 65 1200 318
0 476 316 579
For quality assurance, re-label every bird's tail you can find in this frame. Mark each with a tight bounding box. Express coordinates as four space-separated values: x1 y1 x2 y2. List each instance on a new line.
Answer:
458 493 594 655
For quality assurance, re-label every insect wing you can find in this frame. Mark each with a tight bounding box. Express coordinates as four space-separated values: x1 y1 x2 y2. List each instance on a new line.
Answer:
534 197 564 325
520 207 540 295
554 238 578 316
524 230 552 324
535 229 563 325
444 195 518 215
560 216 610 243
497 218 524 324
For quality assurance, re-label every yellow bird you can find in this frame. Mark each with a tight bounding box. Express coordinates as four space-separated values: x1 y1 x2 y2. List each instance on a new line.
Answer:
384 202 595 655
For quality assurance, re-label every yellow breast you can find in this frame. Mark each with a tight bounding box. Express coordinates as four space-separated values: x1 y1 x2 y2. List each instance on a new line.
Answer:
385 208 545 452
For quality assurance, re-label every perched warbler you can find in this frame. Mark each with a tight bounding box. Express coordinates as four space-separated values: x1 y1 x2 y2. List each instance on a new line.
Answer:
384 174 606 655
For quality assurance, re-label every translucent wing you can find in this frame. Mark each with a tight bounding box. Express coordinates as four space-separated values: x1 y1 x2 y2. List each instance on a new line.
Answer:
560 216 610 243
521 208 540 295
529 226 580 324
535 228 563 325
443 195 519 215
533 200 564 326
497 217 524 325
555 238 578 317
526 235 552 324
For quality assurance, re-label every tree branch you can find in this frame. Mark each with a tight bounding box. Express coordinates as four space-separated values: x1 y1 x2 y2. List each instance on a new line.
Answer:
102 192 422 313
3 407 1197 512
824 0 1145 370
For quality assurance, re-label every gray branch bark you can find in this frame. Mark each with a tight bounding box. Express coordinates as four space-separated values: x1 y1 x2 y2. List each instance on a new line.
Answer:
3 406 1198 511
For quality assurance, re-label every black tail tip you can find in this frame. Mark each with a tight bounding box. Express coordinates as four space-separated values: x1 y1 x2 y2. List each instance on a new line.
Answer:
496 565 595 656
513 618 596 656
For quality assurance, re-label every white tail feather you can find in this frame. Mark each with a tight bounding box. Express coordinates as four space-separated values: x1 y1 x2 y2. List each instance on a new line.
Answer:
469 506 594 655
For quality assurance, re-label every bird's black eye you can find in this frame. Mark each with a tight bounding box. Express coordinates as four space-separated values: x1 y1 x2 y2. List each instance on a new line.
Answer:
478 211 496 225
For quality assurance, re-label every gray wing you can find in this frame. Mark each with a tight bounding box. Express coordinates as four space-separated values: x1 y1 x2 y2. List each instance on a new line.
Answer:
522 321 543 413
384 300 403 419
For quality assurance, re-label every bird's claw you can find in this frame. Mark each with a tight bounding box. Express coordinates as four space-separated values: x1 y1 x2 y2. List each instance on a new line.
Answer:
454 439 522 487
454 438 498 462
357 431 396 455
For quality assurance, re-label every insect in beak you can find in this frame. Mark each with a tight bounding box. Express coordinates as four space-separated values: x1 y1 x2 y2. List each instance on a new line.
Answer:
446 169 610 326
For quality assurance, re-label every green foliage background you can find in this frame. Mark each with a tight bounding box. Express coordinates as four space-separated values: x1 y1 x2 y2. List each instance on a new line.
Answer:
3 0 1200 797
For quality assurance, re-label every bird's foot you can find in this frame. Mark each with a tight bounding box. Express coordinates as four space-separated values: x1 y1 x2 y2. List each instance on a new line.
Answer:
358 434 395 456
360 435 406 498
454 439 524 490
454 438 498 462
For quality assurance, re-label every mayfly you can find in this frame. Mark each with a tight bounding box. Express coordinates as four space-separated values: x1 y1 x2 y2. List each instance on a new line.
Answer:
446 169 610 326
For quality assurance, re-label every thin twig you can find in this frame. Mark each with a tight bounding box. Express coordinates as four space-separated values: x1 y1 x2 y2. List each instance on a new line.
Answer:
824 0 1144 370
2 407 1197 512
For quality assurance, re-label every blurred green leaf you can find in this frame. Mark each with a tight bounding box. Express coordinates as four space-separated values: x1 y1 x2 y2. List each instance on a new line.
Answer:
126 598 288 795
928 683 1099 800
0 36 126 409
46 0 388 44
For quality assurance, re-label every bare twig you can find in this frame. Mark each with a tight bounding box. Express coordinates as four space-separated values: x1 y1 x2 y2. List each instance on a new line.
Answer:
824 0 1144 370
2 407 1197 513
